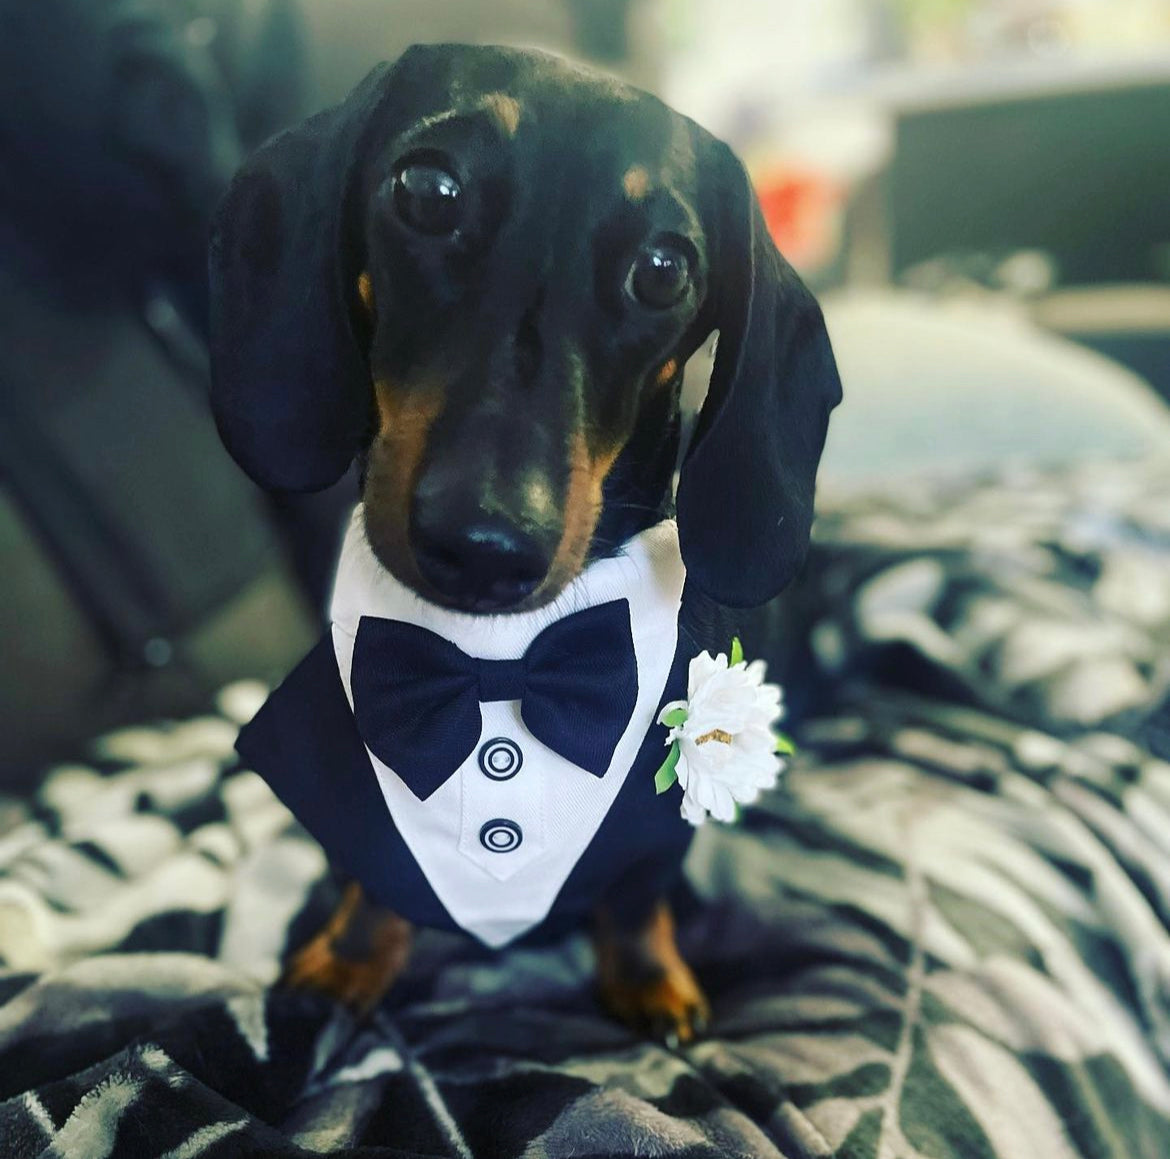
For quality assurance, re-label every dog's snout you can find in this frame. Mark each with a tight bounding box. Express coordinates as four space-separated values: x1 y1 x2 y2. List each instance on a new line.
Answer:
411 506 555 610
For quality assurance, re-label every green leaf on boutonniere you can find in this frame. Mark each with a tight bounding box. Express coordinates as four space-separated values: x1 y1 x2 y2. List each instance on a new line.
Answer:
730 636 744 666
661 706 688 728
654 742 681 794
774 732 796 756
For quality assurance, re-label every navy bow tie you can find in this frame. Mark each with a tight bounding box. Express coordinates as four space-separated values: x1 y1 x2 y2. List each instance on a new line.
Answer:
350 599 639 800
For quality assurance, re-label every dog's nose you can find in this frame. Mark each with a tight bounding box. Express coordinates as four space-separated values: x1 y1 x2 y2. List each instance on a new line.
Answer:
411 512 554 610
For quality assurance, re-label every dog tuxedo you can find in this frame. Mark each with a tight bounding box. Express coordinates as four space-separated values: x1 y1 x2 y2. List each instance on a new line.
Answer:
238 508 696 947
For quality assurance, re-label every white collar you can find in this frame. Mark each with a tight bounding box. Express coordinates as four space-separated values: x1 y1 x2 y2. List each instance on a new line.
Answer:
330 508 685 655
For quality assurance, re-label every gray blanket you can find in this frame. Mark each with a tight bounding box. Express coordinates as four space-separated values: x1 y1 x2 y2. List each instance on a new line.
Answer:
3 457 1170 1158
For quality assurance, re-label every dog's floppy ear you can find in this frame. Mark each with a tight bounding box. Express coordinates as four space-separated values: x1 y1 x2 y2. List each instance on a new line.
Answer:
208 60 401 492
676 142 842 608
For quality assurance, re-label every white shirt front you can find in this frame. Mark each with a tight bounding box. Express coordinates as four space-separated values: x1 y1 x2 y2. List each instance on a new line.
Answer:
329 509 686 947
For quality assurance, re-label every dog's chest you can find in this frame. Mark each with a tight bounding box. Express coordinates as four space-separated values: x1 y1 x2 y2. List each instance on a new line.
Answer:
329 510 686 947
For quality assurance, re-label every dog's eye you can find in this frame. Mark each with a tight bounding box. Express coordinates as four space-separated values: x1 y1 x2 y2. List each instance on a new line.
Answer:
629 242 692 309
392 161 463 236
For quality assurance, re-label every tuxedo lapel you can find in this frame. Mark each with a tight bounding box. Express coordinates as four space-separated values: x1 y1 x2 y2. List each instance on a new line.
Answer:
235 636 453 925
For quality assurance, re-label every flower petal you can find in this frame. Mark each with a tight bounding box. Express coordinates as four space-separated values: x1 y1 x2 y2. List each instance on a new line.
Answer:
681 792 708 826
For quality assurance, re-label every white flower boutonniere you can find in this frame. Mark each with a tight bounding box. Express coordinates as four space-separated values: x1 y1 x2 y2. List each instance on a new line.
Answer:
655 638 793 826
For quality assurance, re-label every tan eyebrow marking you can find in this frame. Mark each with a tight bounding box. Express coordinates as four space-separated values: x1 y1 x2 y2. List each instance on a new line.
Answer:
481 92 522 137
357 271 375 316
623 165 651 201
655 358 679 387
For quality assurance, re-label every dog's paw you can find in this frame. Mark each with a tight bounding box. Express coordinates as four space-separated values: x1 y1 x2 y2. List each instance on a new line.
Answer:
281 884 411 1017
281 931 402 1017
594 902 711 1046
598 956 710 1046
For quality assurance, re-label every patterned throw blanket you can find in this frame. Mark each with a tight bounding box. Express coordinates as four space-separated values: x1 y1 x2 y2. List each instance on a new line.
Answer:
3 457 1170 1158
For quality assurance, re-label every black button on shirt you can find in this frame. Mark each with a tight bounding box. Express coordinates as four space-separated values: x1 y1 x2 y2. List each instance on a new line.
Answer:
478 737 522 781
479 818 523 853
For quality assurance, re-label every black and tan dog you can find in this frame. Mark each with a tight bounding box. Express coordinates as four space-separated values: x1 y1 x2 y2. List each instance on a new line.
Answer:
209 44 840 1043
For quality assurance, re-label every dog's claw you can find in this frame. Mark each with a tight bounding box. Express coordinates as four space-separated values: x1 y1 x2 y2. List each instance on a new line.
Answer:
597 958 711 1045
594 901 711 1044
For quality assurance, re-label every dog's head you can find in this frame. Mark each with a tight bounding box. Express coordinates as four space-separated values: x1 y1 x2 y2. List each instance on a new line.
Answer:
210 45 841 613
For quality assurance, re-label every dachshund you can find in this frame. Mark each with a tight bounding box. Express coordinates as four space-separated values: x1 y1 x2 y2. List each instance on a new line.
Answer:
208 44 841 1044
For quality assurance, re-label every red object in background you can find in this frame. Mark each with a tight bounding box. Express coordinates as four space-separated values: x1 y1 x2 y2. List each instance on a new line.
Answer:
754 168 845 274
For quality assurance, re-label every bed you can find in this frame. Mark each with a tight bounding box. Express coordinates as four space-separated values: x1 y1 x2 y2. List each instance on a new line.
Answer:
3 451 1170 1158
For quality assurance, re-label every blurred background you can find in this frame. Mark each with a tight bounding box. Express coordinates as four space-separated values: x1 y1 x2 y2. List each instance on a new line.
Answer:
2 0 1169 794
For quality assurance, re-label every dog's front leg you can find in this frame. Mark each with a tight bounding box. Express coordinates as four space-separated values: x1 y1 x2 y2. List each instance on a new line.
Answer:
594 900 710 1045
283 881 412 1016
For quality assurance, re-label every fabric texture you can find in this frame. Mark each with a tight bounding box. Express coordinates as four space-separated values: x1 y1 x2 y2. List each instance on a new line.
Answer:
3 457 1170 1156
